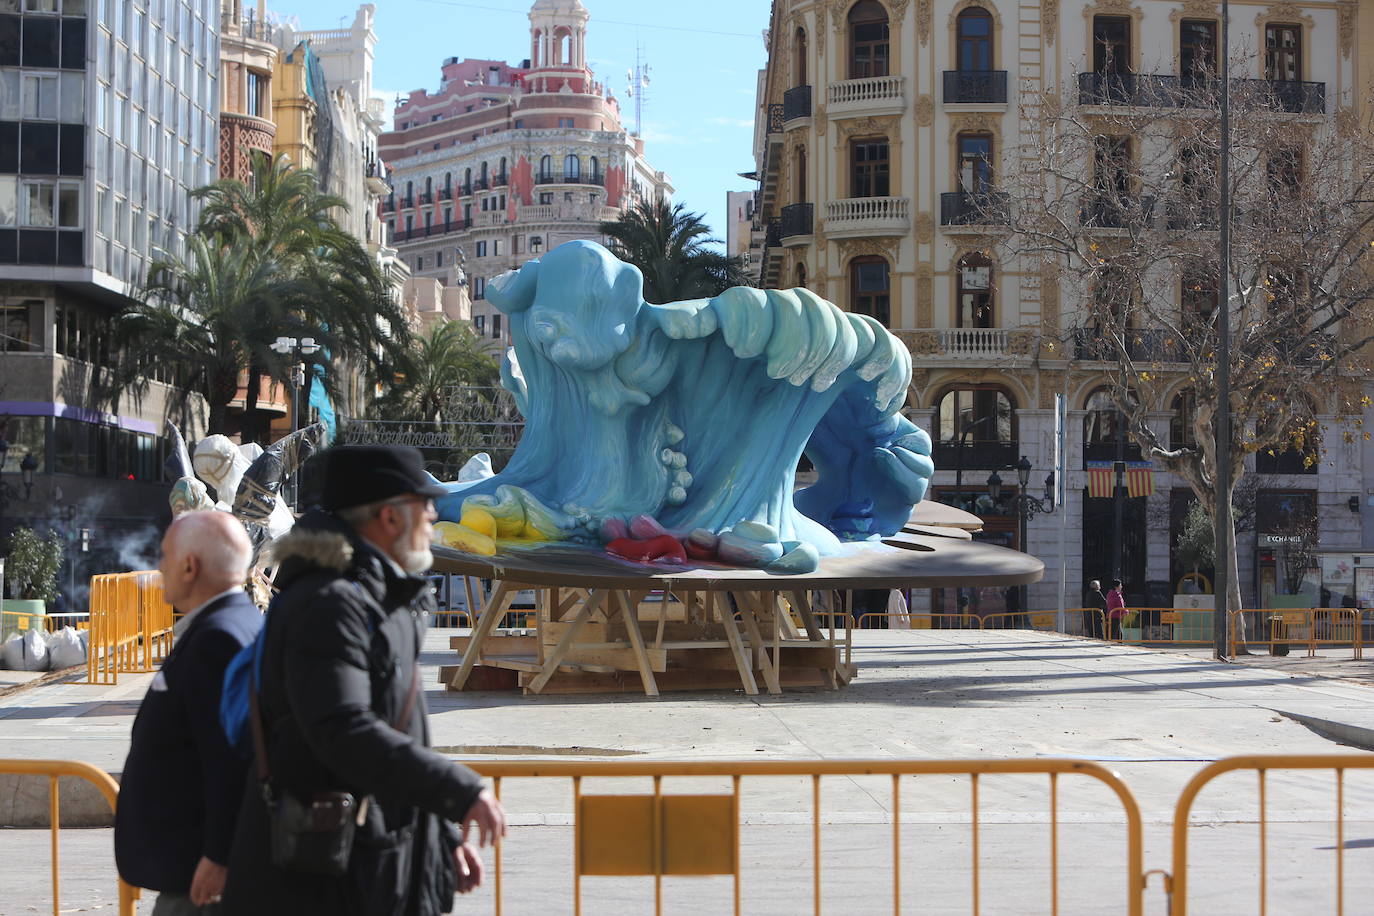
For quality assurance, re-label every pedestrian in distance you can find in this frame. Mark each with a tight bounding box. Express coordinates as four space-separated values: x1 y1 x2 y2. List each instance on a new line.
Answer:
1085 579 1107 639
224 445 505 916
1106 578 1128 641
116 511 262 914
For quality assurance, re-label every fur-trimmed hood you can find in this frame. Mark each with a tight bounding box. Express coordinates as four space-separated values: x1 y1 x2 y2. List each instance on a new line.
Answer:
267 509 430 609
269 523 355 574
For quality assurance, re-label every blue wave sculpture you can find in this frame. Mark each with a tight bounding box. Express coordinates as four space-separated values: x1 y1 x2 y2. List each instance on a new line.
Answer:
434 240 933 574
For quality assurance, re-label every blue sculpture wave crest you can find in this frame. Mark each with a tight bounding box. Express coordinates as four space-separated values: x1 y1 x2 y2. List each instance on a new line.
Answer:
434 240 933 573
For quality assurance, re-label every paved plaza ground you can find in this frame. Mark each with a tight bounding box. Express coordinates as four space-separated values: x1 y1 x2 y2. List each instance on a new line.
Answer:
2 628 1374 914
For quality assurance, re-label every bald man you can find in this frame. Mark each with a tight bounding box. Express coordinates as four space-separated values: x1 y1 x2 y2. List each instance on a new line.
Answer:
116 511 262 915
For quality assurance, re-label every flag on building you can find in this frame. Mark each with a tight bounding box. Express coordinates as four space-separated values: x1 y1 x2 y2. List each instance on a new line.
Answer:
1126 462 1155 498
1086 461 1114 499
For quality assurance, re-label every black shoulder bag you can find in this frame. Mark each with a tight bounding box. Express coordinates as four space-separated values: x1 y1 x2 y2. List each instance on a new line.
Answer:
250 658 420 877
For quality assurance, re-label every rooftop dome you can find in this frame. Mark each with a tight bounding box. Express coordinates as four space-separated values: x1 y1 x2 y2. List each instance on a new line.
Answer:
530 0 587 12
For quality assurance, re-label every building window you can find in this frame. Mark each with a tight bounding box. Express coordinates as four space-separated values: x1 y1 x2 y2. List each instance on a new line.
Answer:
1265 24 1301 81
1179 19 1217 78
435 250 443 267
850 140 889 198
793 27 807 85
957 133 993 193
492 313 502 337
539 155 552 180
21 180 80 227
1093 135 1132 201
848 1 889 79
849 256 890 326
795 262 807 289
1267 146 1301 200
956 7 993 71
956 253 993 328
493 239 503 256
558 117 573 128
563 154 580 180
473 314 485 333
245 70 263 117
1092 16 1131 74
539 191 553 205
937 387 1014 446
475 240 487 257
416 256 424 270
1170 391 1198 449
0 299 38 351
1181 263 1218 331
474 276 486 299
514 118 523 128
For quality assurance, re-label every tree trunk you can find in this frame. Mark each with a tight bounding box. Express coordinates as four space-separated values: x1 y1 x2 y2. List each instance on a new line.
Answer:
243 366 263 444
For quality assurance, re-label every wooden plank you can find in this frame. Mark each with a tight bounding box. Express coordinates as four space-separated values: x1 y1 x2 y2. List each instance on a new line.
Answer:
517 667 836 695
664 646 843 671
439 664 520 691
563 645 668 672
713 592 758 695
735 591 781 695
450 634 540 655
527 588 607 694
541 620 608 648
614 590 661 696
448 581 515 690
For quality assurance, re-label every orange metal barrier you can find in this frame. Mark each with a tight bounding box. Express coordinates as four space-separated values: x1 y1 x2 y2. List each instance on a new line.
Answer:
855 611 981 628
86 571 174 685
1232 608 1363 659
1169 753 1374 915
0 758 137 916
463 758 1146 916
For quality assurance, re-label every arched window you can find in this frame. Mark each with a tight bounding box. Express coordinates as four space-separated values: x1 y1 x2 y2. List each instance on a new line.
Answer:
794 146 807 201
935 387 1016 465
848 1 889 79
589 156 599 181
480 162 488 183
1083 388 1142 460
405 180 413 201
1170 390 1197 449
555 29 571 66
424 176 432 195
563 154 580 180
794 27 808 85
849 256 890 326
498 156 507 180
443 172 452 191
956 7 993 71
463 167 472 192
956 253 993 328
795 262 807 289
539 155 552 180
957 133 993 193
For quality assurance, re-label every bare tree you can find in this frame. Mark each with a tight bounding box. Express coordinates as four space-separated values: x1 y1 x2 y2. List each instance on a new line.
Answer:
1004 67 1374 639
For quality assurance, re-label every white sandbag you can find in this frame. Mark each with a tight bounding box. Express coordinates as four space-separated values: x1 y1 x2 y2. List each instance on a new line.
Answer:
2 629 49 671
45 626 87 669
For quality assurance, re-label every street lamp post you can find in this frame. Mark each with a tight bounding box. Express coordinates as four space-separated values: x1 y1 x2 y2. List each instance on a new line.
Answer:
269 336 322 434
989 455 1056 619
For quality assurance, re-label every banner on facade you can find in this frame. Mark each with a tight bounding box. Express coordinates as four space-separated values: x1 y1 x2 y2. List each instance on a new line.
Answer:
1086 462 1114 498
1125 463 1154 498
1085 461 1154 498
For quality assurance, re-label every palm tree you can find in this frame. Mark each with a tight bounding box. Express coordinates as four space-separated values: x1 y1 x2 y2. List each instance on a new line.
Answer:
387 321 501 424
598 199 751 303
117 153 411 441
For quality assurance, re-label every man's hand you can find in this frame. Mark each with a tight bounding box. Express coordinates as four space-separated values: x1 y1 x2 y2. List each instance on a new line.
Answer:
189 856 227 906
454 842 484 894
463 789 507 848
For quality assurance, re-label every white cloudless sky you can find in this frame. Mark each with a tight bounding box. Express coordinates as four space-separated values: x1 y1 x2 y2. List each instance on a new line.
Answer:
267 0 769 250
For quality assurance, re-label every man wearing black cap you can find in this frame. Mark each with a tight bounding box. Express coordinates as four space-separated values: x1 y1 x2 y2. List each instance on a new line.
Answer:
225 446 505 916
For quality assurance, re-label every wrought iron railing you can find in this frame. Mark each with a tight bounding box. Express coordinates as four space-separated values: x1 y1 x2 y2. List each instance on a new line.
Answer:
767 103 784 132
783 85 812 121
779 202 814 238
940 190 1010 226
942 70 1008 104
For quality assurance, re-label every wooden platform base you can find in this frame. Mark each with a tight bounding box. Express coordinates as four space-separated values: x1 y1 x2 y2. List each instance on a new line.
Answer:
438 662 855 694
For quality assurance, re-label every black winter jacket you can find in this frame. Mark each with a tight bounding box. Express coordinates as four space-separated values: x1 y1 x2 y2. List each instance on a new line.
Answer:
224 511 484 916
116 589 262 892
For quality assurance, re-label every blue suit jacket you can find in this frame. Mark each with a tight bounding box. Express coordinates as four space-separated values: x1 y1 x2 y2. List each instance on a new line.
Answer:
115 589 262 892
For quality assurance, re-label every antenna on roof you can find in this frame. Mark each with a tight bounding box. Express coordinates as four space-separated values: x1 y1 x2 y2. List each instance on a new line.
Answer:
624 43 650 137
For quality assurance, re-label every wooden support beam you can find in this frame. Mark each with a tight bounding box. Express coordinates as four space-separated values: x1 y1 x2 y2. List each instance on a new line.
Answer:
448 581 514 690
736 591 782 695
527 589 607 694
712 591 758 695
613 590 660 696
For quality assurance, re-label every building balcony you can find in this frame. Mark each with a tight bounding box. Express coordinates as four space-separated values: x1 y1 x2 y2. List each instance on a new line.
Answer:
779 202 813 243
493 173 509 187
900 327 1037 367
1082 441 1144 466
399 196 414 208
381 198 396 213
760 218 784 288
1079 195 1155 230
827 75 905 117
932 441 1019 472
418 192 432 205
1077 71 1325 114
783 85 812 124
766 102 784 134
472 178 489 192
942 70 1007 105
824 196 910 238
438 187 453 200
219 112 276 183
939 191 1010 229
1072 327 1180 362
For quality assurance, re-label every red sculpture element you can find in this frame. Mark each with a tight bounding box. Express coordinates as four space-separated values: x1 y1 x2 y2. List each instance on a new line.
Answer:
605 535 687 564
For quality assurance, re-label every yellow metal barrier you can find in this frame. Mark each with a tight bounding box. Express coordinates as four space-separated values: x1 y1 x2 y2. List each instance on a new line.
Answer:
1231 608 1363 659
855 611 981 628
86 571 174 685
0 758 137 916
1169 753 1374 915
464 758 1146 916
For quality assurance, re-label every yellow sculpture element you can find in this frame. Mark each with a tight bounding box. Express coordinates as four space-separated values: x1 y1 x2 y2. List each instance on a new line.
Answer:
432 521 497 556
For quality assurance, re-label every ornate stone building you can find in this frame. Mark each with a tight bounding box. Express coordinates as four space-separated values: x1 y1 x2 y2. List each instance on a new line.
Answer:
378 0 673 349
752 0 1368 615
